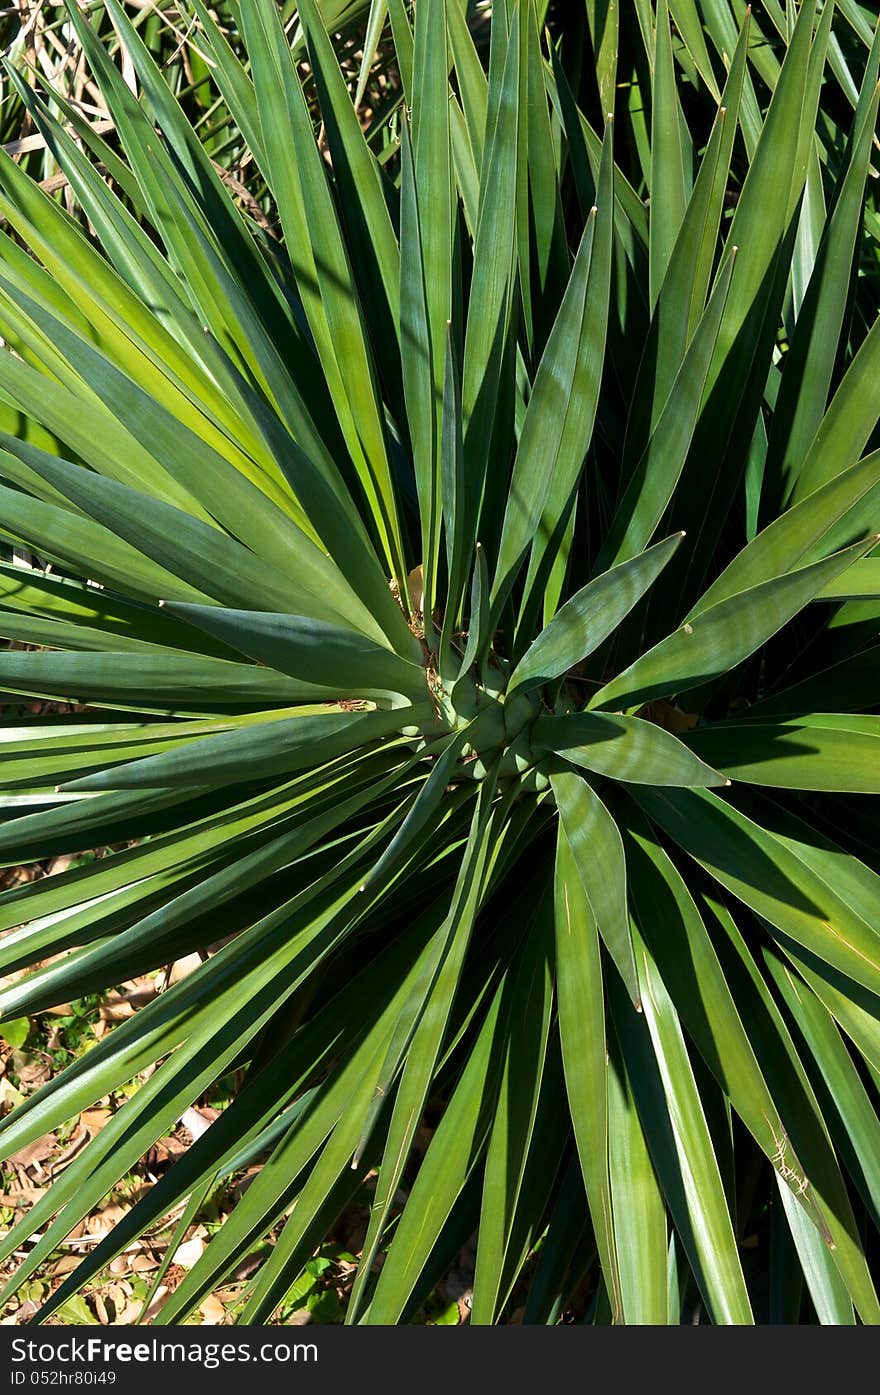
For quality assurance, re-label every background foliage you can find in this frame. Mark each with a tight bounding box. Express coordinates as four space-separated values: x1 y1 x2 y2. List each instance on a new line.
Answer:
0 0 879 1325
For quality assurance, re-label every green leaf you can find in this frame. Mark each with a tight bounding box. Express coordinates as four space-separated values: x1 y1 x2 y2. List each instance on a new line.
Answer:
776 1176 854 1325
633 788 880 1000
598 248 736 569
584 1 619 117
496 212 599 599
366 975 504 1324
591 539 877 710
692 449 880 614
62 708 423 792
439 326 469 658
766 950 880 1229
0 434 380 638
791 316 880 504
471 897 554 1323
685 716 880 792
3 1017 29 1049
460 8 521 552
649 0 688 308
607 1044 668 1324
351 779 502 1321
551 769 639 1008
518 119 615 609
494 209 605 603
297 0 401 349
814 559 880 600
621 808 829 1237
166 605 427 700
0 562 233 658
0 650 328 712
508 533 683 692
553 823 623 1323
704 898 880 1322
239 0 406 585
610 928 753 1325
534 710 727 787
768 54 880 504
0 478 206 609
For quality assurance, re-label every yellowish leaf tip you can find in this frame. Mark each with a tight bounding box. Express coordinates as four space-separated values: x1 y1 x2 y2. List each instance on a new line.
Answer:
679 530 687 537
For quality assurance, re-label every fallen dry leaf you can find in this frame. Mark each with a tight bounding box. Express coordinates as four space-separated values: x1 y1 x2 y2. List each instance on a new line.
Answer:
99 995 133 1023
130 1252 159 1273
172 1235 205 1270
179 1105 214 1141
198 1294 228 1325
7 1131 56 1169
169 954 202 985
143 1286 170 1322
49 1256 82 1278
81 1108 112 1137
15 1056 52 1089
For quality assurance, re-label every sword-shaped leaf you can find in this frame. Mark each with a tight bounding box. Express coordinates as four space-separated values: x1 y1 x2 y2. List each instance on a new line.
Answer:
534 710 727 787
509 532 683 693
686 715 880 792
165 604 427 700
551 768 639 1007
592 539 877 710
554 823 624 1322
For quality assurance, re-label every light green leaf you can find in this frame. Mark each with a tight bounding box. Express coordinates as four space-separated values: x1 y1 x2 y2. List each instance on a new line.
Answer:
685 715 880 791
535 710 727 787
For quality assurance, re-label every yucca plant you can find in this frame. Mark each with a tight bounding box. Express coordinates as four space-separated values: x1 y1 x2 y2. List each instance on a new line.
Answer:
0 0 879 1325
